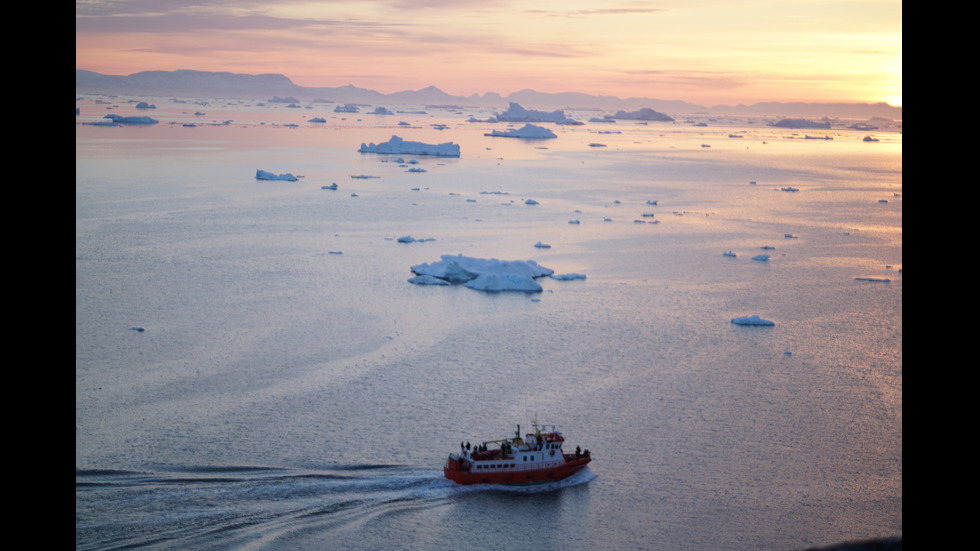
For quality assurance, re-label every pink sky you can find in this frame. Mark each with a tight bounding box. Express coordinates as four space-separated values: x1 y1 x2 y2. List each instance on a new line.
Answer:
76 0 902 107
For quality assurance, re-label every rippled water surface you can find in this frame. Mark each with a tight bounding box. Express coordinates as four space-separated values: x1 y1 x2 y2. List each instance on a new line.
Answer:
76 97 901 550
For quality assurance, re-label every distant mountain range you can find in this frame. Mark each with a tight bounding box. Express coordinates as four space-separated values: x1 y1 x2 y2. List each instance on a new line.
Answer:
76 69 901 120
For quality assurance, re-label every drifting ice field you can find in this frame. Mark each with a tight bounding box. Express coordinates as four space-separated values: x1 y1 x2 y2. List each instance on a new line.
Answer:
76 97 901 551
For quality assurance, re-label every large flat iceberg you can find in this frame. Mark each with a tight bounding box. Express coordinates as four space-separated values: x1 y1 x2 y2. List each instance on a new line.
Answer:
359 135 460 157
409 254 554 292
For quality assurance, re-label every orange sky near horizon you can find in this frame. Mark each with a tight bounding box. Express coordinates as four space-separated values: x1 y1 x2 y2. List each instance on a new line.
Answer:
75 0 902 107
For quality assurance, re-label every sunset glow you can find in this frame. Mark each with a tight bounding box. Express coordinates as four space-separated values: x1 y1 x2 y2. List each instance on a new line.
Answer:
76 0 902 106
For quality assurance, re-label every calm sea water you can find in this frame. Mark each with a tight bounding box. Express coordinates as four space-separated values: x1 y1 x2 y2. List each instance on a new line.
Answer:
76 97 902 550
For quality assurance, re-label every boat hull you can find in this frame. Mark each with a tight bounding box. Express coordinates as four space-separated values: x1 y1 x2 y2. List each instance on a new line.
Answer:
444 455 591 486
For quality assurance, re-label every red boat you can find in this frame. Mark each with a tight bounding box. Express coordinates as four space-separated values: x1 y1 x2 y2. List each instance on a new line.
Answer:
444 422 592 486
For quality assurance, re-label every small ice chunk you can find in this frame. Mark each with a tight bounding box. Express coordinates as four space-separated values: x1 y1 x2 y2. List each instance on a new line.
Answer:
550 273 586 280
485 123 557 139
752 254 770 261
534 242 551 248
256 169 298 181
104 114 158 125
731 315 775 326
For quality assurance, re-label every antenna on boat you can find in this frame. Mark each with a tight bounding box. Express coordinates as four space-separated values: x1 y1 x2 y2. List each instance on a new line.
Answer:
524 395 529 426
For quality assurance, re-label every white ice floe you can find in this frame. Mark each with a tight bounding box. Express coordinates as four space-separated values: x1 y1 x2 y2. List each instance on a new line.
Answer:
854 276 891 282
731 315 775 326
494 103 581 125
485 124 557 139
359 135 461 157
397 236 435 243
409 254 554 292
752 254 770 261
551 273 586 280
256 169 298 181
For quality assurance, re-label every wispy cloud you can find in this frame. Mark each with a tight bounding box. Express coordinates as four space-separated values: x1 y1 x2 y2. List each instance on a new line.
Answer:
76 0 903 105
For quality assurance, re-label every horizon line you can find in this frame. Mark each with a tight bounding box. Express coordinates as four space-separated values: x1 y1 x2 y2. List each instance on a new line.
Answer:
75 68 903 110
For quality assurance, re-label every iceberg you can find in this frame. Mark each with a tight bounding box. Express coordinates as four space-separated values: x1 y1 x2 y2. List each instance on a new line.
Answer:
605 107 674 122
485 124 557 139
103 114 158 125
769 118 831 129
495 103 581 125
256 169 298 181
359 135 461 157
407 274 450 286
731 315 775 326
409 254 554 292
